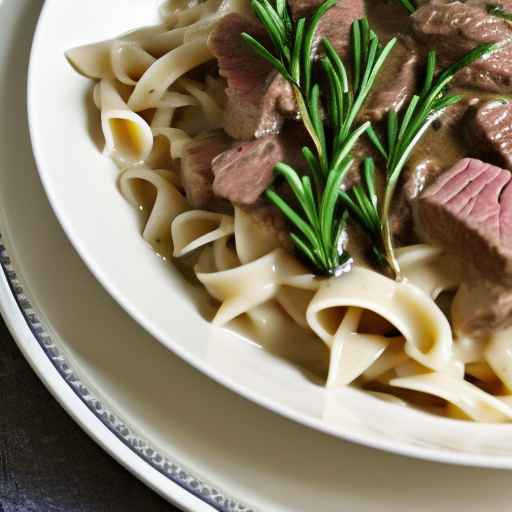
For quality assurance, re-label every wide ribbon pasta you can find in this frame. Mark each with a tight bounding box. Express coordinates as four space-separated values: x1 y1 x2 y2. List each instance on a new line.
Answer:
172 210 234 257
390 373 512 422
119 167 188 248
97 79 154 164
307 266 454 378
197 249 310 325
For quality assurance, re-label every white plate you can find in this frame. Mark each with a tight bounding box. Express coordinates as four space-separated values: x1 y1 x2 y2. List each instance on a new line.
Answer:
26 0 512 467
3 2 512 510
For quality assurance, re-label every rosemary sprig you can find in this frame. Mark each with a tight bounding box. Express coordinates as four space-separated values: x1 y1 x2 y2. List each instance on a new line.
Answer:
242 0 395 275
354 42 501 278
487 4 512 21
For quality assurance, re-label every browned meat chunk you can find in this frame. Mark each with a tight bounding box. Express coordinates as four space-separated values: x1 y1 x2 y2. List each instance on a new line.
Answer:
415 158 512 279
181 132 231 208
289 0 365 60
212 132 305 205
208 14 295 141
469 100 512 170
414 158 512 333
208 1 365 141
363 38 418 122
412 0 512 93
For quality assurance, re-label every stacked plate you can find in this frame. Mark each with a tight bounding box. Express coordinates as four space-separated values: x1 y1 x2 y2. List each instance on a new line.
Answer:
2 0 512 510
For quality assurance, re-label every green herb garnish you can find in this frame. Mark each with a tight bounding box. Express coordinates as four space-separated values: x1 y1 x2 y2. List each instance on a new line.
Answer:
243 0 395 275
243 0 498 279
356 43 500 278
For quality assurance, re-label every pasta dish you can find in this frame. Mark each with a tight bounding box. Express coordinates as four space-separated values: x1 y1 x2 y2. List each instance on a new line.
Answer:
66 0 512 422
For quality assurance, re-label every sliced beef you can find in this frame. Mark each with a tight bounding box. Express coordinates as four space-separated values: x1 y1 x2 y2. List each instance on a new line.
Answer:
212 131 305 205
414 158 512 332
208 13 295 141
363 38 419 122
469 100 512 170
412 0 512 93
181 131 231 208
289 0 365 60
415 158 512 280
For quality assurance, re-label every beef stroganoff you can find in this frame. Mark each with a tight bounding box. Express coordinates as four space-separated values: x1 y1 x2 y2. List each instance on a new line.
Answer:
66 0 512 422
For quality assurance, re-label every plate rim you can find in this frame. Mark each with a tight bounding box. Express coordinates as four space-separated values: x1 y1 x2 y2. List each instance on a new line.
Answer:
26 0 512 471
0 230 258 512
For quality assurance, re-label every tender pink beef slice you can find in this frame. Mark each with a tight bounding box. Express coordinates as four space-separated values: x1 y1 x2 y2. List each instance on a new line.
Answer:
208 13 295 140
208 1 365 140
415 158 512 334
289 0 365 59
363 38 418 122
412 0 512 93
212 132 305 205
415 158 512 281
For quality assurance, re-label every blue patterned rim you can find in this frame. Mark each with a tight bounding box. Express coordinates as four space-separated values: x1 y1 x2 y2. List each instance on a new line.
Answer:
0 234 252 512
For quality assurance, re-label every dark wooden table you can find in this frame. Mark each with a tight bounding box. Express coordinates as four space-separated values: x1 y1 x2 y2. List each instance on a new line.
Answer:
0 316 179 512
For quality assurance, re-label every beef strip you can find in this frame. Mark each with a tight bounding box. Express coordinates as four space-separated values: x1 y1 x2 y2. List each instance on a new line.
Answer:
412 0 512 93
208 13 295 141
289 0 365 59
468 100 512 170
212 130 306 205
181 131 232 208
414 158 512 333
363 38 419 122
208 1 365 141
415 158 512 279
